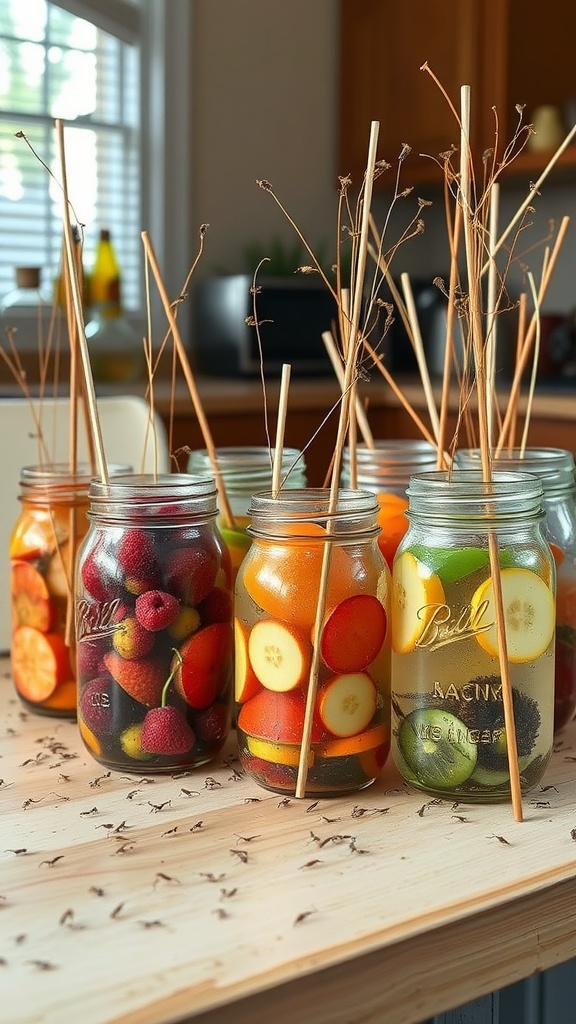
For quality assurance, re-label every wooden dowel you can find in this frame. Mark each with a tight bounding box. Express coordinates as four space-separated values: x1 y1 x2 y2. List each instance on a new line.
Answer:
271 364 291 497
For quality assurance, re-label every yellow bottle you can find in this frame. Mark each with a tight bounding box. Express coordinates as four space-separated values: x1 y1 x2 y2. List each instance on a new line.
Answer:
85 229 143 383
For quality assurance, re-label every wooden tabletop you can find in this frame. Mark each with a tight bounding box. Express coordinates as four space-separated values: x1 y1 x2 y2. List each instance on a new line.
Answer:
3 658 576 1024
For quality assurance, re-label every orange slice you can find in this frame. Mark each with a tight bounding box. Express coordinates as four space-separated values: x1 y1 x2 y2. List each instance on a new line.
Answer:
11 627 71 703
318 722 387 758
391 550 445 654
470 567 555 663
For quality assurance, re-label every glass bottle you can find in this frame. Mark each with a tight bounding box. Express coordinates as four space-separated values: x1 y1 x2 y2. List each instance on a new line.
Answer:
85 229 144 383
456 447 576 733
75 472 233 772
187 446 307 585
0 267 52 347
9 463 121 717
391 470 555 801
235 488 391 797
341 439 439 570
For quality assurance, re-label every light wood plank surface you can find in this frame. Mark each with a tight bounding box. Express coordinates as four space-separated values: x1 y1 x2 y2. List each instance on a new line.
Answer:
2 657 576 1024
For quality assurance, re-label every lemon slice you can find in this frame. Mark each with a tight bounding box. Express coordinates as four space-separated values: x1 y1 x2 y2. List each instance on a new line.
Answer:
471 567 555 663
391 550 445 654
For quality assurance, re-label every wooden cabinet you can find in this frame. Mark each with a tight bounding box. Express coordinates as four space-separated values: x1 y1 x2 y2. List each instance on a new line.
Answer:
339 0 576 186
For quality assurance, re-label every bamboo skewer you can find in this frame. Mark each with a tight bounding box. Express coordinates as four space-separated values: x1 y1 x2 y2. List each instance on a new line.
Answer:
296 119 380 799
322 330 374 447
271 364 291 497
400 272 440 442
459 86 523 823
140 231 236 529
55 120 109 487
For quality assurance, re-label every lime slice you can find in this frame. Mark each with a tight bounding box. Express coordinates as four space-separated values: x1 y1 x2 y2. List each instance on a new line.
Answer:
470 567 555 663
410 544 489 584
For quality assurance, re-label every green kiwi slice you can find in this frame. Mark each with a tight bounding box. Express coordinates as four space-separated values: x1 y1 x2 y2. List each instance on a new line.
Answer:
398 708 478 789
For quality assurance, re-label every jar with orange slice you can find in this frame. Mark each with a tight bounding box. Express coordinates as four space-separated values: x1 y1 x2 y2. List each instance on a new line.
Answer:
235 488 391 796
9 463 127 716
390 470 555 801
457 447 576 733
188 447 307 586
341 440 439 570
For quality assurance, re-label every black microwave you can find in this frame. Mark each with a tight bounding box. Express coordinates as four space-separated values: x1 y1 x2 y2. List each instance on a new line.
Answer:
193 274 338 377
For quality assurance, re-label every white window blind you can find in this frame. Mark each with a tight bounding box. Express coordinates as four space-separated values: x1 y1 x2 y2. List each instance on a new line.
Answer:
0 0 141 314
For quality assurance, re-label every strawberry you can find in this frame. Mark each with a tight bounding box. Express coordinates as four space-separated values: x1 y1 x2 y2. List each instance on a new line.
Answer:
141 705 195 754
103 650 166 706
117 529 160 595
198 587 233 625
79 676 114 736
164 547 218 606
135 589 180 631
193 701 229 743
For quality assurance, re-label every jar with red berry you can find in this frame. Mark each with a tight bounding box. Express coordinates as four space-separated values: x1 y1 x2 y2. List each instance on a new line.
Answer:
9 462 128 717
340 440 440 571
74 473 233 771
457 447 576 733
235 488 391 797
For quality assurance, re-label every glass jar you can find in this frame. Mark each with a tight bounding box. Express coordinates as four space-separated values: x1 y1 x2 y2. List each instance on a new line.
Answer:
456 448 576 733
9 463 121 717
187 446 307 585
75 473 233 772
391 470 555 801
341 440 439 570
235 488 391 797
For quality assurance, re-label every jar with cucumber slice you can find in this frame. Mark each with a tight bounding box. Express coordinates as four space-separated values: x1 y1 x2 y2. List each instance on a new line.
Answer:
235 488 391 796
457 448 576 733
187 447 306 586
391 470 555 801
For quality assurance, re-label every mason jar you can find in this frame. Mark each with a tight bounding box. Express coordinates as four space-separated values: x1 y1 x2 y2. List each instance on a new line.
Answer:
235 488 391 797
457 447 576 733
188 446 307 585
9 462 127 717
341 440 439 570
75 473 233 772
391 470 555 801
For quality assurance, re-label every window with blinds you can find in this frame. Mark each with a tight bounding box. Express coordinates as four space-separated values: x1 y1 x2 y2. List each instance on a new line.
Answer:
0 0 141 316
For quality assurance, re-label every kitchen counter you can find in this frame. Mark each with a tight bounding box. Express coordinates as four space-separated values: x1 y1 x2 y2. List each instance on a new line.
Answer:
3 658 576 1024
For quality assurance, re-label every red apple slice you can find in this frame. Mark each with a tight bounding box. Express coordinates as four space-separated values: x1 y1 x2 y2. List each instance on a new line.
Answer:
248 619 311 692
320 594 387 673
318 672 377 738
234 618 262 703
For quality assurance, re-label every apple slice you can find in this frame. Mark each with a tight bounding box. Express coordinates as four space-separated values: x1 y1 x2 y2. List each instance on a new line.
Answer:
317 672 377 738
234 618 262 703
248 619 311 692
320 594 387 673
470 566 555 663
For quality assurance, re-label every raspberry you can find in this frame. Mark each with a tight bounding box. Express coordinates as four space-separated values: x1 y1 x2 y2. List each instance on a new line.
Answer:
135 590 180 631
